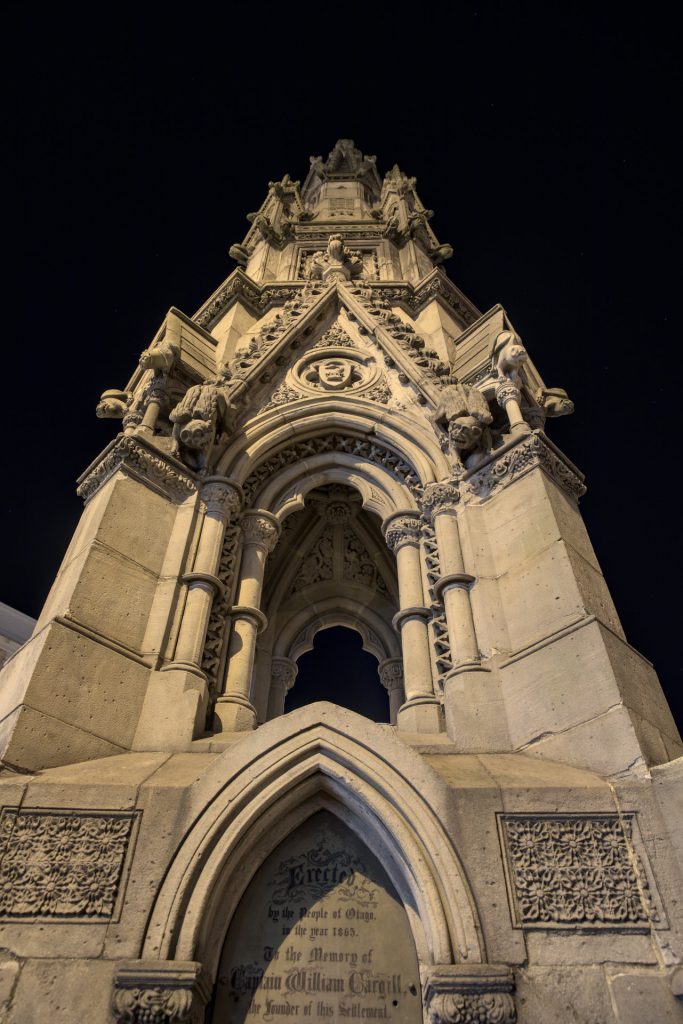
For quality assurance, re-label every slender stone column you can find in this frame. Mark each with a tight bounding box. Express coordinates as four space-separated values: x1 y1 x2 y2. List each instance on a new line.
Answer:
137 374 167 436
422 482 496 746
383 512 443 733
495 379 530 436
378 657 405 725
214 510 280 732
163 478 242 680
267 656 298 719
422 483 480 670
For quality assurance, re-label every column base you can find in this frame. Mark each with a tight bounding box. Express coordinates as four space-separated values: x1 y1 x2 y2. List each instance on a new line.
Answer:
396 697 444 734
443 664 511 751
133 668 209 750
213 695 258 732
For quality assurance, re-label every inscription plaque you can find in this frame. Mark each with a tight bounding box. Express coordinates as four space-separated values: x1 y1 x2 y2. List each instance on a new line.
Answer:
212 811 422 1023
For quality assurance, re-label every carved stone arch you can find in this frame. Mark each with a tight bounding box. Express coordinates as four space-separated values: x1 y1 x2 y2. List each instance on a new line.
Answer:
216 400 450 486
274 599 399 662
141 707 485 981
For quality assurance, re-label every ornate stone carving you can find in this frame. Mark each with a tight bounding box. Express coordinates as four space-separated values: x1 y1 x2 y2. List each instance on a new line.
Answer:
307 234 364 283
492 329 528 382
365 378 393 404
421 481 461 520
433 379 493 467
350 286 450 381
422 519 452 684
499 814 658 927
303 356 365 392
423 967 516 1024
200 478 242 519
229 286 324 379
194 274 301 329
139 331 179 374
243 435 423 505
467 432 586 502
534 386 575 417
263 381 304 410
77 435 196 504
384 515 421 552
241 513 280 553
291 525 334 590
201 523 241 700
494 379 522 410
96 388 132 420
313 323 356 348
378 658 404 693
343 527 388 594
112 961 210 1024
0 808 136 920
271 657 297 692
169 370 236 473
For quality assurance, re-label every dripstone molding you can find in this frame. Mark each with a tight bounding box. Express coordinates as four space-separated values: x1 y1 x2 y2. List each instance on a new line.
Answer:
0 139 681 1022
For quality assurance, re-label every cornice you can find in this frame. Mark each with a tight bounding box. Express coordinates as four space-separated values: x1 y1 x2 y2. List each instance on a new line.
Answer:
465 430 586 502
76 435 197 505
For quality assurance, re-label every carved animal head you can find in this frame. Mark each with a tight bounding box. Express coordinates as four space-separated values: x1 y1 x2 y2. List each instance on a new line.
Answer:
492 330 528 377
448 415 484 451
179 418 214 450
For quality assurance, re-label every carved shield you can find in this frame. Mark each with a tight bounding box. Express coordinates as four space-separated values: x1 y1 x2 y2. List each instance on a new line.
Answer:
318 359 355 391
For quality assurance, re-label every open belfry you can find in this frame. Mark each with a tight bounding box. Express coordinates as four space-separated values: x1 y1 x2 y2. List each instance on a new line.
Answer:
1 139 682 1023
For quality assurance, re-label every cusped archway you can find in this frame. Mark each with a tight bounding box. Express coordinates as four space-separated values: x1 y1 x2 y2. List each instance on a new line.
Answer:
141 706 485 983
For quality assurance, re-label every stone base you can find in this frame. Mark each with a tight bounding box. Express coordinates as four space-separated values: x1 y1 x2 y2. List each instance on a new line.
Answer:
213 695 258 732
396 697 444 734
443 665 511 751
133 668 209 750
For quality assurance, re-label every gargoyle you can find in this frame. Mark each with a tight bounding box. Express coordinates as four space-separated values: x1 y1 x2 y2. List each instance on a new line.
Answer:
139 331 180 373
169 369 236 473
432 378 493 470
535 386 574 417
491 329 528 383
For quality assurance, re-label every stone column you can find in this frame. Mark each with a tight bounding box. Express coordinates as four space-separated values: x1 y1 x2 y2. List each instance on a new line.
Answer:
267 656 298 719
422 482 500 748
378 657 405 725
214 510 280 732
383 512 443 733
495 379 530 436
163 478 242 679
137 374 168 436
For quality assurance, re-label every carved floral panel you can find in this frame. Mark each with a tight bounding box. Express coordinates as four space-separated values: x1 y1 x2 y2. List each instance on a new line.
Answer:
498 813 659 929
0 807 138 921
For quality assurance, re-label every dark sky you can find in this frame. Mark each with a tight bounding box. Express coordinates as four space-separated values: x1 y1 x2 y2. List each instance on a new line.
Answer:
2 8 681 731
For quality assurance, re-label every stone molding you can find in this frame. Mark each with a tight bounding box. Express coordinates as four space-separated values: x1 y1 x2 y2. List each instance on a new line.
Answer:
242 434 423 506
421 481 461 521
494 379 521 409
467 432 586 502
498 813 660 928
77 435 196 505
271 656 297 692
423 965 516 1024
112 960 210 1024
0 807 138 921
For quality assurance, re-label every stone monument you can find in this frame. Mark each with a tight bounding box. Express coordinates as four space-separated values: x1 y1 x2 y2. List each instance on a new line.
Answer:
0 139 681 1022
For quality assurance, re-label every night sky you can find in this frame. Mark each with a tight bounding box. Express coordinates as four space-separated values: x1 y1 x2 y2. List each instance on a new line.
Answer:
2 8 680 732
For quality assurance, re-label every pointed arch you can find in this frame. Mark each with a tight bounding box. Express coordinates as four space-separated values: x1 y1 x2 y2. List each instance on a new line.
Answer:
141 706 485 980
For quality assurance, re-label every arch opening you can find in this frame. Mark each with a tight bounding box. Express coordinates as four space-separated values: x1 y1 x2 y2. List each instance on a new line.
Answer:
285 626 390 723
208 809 422 1023
253 483 403 725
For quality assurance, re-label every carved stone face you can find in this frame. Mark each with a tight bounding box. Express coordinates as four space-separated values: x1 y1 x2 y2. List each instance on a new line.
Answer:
318 359 354 390
449 415 483 451
504 342 527 367
179 419 213 450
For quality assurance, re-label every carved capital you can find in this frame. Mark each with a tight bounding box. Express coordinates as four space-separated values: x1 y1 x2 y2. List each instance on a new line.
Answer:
200 476 243 520
271 656 297 693
112 960 210 1024
241 511 280 553
378 657 404 693
495 379 521 408
384 514 421 553
421 481 461 521
423 966 516 1024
